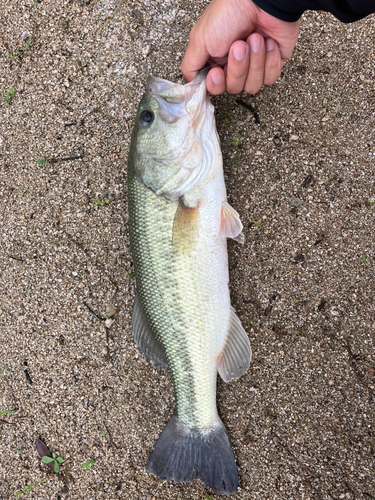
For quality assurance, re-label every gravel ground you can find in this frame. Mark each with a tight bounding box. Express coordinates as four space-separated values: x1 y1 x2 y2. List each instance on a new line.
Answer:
0 1 374 499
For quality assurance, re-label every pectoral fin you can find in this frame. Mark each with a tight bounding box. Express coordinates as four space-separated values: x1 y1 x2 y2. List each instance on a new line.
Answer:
172 199 199 253
217 307 252 382
131 294 167 370
220 202 244 244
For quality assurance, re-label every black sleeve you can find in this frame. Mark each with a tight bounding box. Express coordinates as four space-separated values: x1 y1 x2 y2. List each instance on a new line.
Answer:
252 0 375 23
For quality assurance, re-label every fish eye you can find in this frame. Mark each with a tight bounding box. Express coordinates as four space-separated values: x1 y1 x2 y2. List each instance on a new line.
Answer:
140 110 154 126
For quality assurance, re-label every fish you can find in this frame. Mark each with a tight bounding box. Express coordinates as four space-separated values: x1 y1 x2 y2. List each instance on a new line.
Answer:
127 72 252 495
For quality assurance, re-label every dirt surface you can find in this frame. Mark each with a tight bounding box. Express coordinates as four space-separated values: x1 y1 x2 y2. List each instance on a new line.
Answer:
0 1 374 499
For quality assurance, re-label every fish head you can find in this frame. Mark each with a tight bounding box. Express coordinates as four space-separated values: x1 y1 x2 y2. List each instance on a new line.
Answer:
131 73 219 200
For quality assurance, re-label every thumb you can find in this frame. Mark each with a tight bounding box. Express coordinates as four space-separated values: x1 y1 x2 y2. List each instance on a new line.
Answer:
180 27 210 82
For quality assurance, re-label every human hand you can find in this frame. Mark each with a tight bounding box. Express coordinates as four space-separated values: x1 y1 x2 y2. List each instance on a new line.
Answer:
180 0 300 95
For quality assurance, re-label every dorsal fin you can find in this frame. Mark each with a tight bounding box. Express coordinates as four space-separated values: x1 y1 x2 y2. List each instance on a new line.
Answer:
220 202 244 243
131 294 167 371
217 307 251 382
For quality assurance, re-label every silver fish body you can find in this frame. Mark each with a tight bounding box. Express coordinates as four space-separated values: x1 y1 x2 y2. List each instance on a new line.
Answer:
128 74 251 495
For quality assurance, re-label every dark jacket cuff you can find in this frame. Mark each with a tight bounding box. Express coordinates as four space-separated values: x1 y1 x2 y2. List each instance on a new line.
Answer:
252 0 374 23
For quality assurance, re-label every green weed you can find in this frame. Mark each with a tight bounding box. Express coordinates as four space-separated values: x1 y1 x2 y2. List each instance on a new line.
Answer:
37 158 48 166
359 256 369 264
0 409 15 417
1 365 10 372
15 479 46 498
7 37 32 62
233 136 241 147
252 220 261 228
82 459 95 469
17 440 24 455
92 198 110 207
3 88 15 104
42 452 64 473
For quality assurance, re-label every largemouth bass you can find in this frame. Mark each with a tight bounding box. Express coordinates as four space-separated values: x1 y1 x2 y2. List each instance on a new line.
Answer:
127 73 251 495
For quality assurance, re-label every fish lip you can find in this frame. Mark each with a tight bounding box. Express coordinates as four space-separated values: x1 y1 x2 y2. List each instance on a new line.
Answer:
146 75 186 103
146 73 207 105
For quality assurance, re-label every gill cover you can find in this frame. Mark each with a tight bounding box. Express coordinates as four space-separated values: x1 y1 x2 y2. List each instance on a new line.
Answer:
134 73 219 200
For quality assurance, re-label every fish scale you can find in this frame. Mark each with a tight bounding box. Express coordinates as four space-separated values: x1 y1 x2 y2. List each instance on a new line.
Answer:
129 176 219 428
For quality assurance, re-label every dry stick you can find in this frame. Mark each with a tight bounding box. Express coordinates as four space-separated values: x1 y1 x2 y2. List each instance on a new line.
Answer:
83 302 106 322
236 99 261 124
48 156 84 164
345 335 374 395
30 0 38 58
0 31 11 52
8 255 24 262
63 231 120 293
0 419 16 425
104 423 119 449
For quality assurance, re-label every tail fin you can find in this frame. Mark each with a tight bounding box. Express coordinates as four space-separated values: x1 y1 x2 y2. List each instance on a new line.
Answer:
146 416 239 495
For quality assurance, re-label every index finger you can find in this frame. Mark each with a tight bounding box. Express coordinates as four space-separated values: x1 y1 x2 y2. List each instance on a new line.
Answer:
180 27 210 82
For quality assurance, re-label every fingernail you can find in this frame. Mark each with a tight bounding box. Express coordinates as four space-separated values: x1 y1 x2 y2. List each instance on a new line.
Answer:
250 37 261 53
266 38 275 52
233 43 247 61
211 71 223 85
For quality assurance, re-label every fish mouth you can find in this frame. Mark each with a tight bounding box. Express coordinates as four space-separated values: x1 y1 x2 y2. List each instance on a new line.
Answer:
140 73 215 200
147 73 207 106
147 76 186 103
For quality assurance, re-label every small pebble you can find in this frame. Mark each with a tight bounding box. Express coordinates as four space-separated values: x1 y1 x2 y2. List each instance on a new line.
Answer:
290 199 303 208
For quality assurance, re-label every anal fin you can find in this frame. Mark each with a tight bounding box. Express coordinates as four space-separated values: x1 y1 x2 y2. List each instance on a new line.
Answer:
217 307 252 382
131 294 167 370
220 202 244 244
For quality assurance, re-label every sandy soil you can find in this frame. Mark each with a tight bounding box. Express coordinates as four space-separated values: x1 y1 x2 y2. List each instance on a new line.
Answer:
0 1 374 499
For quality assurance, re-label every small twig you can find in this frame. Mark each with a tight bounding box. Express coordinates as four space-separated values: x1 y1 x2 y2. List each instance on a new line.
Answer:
83 302 106 322
104 423 119 449
24 369 33 385
30 0 38 57
236 99 260 124
63 231 120 292
8 255 24 262
345 335 374 395
0 31 10 52
49 155 84 164
0 419 16 425
272 433 319 478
